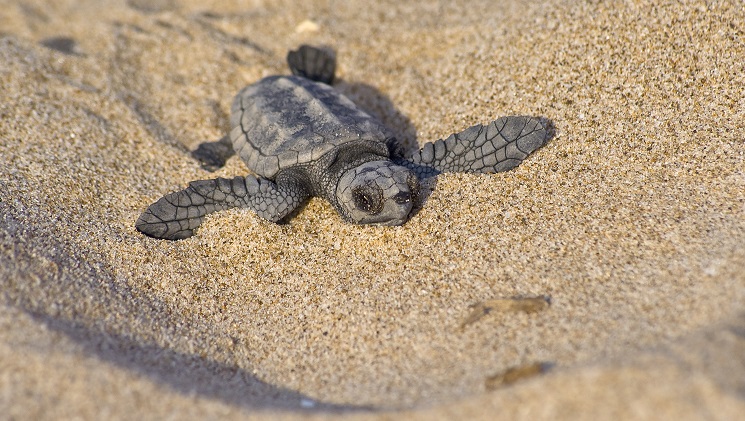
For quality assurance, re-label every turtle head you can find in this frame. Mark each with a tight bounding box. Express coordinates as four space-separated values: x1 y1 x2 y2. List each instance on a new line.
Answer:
336 160 419 225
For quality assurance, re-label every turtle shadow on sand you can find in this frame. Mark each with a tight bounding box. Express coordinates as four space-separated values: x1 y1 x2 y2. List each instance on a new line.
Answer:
332 80 420 157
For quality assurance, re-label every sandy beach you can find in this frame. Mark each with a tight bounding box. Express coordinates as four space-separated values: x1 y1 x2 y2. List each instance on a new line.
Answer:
1 0 743 419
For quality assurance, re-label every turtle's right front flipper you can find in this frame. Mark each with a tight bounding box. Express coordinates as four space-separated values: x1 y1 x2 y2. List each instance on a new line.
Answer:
136 175 309 240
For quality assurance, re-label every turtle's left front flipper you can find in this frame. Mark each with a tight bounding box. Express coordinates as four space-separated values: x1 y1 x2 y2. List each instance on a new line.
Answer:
408 116 547 178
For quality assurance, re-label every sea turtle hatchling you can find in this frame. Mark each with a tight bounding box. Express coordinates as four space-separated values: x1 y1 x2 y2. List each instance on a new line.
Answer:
136 46 548 240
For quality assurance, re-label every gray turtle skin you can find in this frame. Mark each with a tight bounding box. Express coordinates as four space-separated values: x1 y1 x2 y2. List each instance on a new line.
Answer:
136 46 548 240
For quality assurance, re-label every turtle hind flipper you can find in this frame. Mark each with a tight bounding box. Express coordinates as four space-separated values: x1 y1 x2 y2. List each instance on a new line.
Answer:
287 45 336 85
191 135 235 172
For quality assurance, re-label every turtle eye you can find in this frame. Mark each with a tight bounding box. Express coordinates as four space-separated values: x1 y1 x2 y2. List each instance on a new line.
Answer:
352 185 383 214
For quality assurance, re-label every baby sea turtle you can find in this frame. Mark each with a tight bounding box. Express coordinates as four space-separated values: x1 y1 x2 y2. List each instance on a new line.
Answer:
136 45 547 240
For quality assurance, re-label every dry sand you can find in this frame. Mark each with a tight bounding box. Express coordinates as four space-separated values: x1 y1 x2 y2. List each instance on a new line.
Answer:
1 0 744 419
